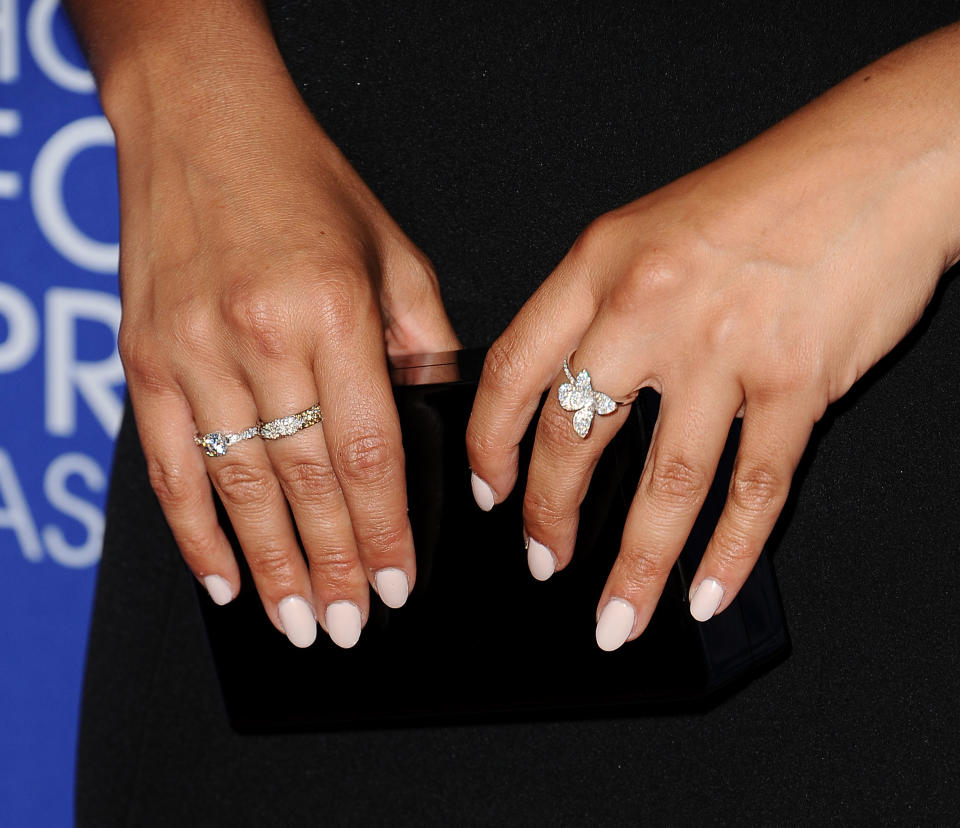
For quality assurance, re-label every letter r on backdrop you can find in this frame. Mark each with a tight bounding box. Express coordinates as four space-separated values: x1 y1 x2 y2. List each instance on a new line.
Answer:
45 288 123 439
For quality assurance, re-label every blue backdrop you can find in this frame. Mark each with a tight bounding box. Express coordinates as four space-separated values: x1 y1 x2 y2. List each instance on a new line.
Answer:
0 1 122 825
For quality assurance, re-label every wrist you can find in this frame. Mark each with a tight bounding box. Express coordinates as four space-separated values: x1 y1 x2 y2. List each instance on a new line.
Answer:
101 39 306 138
89 1 313 150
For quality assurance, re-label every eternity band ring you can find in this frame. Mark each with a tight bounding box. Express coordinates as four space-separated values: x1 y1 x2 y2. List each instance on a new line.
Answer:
258 402 324 441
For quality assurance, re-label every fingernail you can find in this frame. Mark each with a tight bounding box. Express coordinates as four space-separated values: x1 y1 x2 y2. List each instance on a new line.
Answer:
526 538 556 581
471 471 496 511
278 595 317 648
375 568 409 609
689 578 724 622
202 574 234 606
326 600 362 649
595 598 636 652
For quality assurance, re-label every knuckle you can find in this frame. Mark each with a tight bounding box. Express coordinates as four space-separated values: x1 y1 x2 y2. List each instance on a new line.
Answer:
644 450 707 510
535 401 576 453
387 246 440 293
177 530 223 568
575 212 620 257
336 427 396 484
120 331 171 393
609 251 687 317
628 251 686 292
710 528 757 571
213 461 275 509
353 519 409 555
307 546 359 586
620 544 669 590
703 304 742 353
729 462 785 516
245 544 296 584
481 336 525 387
277 458 341 504
146 455 193 508
222 285 288 358
523 487 570 532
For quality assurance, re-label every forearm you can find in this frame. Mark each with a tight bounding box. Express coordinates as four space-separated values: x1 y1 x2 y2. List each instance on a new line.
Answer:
714 21 960 271
816 22 960 268
63 0 308 138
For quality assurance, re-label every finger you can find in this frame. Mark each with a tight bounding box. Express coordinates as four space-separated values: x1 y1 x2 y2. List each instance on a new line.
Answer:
185 376 318 649
686 399 813 622
522 358 633 581
466 253 599 509
520 295 671 580
595 380 744 651
312 282 418 625
244 367 372 650
129 382 240 607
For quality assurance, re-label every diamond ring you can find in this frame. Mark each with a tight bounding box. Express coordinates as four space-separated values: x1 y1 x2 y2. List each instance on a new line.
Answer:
194 426 261 458
258 402 323 440
558 358 623 438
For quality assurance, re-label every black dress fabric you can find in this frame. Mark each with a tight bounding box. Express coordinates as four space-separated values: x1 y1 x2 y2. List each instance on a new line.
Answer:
76 2 960 824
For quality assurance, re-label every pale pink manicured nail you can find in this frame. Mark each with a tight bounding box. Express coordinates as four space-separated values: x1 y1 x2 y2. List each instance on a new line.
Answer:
595 598 635 652
375 568 409 609
326 601 362 649
278 595 317 648
471 471 496 511
690 578 724 622
526 538 556 581
202 574 234 606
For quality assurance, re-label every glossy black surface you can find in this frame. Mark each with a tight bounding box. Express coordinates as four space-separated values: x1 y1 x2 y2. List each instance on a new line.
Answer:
199 349 789 730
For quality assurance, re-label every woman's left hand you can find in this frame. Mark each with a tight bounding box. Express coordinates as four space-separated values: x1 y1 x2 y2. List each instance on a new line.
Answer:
466 23 960 650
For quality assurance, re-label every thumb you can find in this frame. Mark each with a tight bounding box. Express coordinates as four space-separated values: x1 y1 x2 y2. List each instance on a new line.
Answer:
380 251 461 356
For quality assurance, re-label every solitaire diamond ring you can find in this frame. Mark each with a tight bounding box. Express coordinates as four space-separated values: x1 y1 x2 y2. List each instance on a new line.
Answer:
194 426 261 458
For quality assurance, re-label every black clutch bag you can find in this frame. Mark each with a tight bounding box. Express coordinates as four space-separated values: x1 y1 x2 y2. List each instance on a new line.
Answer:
198 348 789 731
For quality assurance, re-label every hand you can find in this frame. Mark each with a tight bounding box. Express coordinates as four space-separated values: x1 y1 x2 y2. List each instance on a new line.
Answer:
112 44 459 648
466 26 960 650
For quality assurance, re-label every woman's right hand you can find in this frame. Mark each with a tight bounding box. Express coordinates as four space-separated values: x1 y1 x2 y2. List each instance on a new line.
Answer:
102 6 459 648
